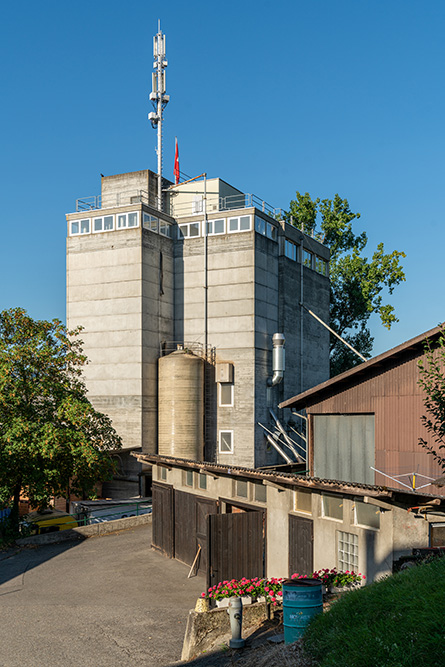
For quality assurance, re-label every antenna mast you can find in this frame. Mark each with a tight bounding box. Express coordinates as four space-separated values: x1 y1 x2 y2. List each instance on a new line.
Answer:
148 21 169 211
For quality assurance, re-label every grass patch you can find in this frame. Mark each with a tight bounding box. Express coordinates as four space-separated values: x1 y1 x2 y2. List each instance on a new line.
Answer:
304 558 445 667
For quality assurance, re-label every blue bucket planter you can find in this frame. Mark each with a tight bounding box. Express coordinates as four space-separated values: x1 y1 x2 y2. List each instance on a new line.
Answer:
282 578 323 643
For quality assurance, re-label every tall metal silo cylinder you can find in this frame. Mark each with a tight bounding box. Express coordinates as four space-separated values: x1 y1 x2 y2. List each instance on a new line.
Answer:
158 350 204 460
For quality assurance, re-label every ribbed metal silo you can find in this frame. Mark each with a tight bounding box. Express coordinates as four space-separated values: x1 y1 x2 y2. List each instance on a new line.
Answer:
158 350 204 460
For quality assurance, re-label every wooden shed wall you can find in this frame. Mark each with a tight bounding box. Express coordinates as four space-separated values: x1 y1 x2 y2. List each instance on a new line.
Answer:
306 349 444 493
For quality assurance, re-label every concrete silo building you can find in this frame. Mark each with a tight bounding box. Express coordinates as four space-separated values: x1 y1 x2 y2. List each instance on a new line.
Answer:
66 168 330 494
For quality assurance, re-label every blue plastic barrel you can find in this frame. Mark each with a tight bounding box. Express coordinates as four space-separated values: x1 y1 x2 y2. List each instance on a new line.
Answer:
282 578 323 643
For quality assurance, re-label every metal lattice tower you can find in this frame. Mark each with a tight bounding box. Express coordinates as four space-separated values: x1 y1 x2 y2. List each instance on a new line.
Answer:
148 21 169 211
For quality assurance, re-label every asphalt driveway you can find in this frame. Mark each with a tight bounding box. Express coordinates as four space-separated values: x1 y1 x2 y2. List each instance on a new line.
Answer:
0 523 205 666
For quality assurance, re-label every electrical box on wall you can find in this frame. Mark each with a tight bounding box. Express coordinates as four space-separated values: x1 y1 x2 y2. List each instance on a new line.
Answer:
215 362 234 383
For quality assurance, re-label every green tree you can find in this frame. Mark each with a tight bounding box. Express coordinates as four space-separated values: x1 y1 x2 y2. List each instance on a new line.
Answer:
0 308 122 534
284 193 406 376
418 329 445 471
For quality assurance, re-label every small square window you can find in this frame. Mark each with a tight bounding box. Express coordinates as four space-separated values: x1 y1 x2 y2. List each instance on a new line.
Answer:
214 219 224 234
189 222 200 237
199 473 207 490
143 213 158 232
159 221 172 237
117 214 127 229
229 217 239 232
236 480 248 498
219 430 233 453
80 219 90 234
128 212 138 227
240 216 251 231
70 221 79 235
355 501 380 530
315 257 328 276
285 239 297 261
295 489 312 514
219 383 233 407
255 217 266 235
266 222 277 240
178 225 188 239
104 215 114 231
322 494 343 520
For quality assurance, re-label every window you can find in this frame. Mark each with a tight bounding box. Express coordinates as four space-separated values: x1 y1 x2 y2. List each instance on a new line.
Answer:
266 222 277 241
322 494 343 520
192 196 204 214
254 483 267 503
206 218 225 235
285 239 297 261
198 473 207 490
219 430 233 453
178 222 201 239
219 383 234 407
294 489 312 514
236 480 248 498
255 216 266 235
159 466 167 481
93 215 114 233
338 531 358 570
117 211 139 229
143 213 158 232
159 220 172 237
184 470 194 487
70 218 90 235
228 215 251 233
302 250 313 268
355 501 380 530
315 257 328 276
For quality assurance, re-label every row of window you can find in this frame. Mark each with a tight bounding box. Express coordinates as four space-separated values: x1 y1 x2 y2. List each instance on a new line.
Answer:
294 490 380 530
178 215 253 239
284 239 328 276
69 212 174 238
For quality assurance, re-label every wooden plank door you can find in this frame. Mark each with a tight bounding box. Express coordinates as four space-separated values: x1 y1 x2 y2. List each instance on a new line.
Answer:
151 482 174 557
196 498 218 575
207 511 265 590
288 514 313 576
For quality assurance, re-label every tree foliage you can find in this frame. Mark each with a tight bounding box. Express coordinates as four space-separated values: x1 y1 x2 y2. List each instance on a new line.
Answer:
284 193 406 376
0 308 122 532
418 329 445 471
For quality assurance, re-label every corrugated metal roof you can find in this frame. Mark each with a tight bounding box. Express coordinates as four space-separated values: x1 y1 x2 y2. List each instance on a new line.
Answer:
279 324 444 411
135 453 445 503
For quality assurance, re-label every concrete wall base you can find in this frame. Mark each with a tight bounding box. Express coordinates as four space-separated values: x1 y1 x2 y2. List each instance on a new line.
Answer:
16 513 152 547
181 602 272 662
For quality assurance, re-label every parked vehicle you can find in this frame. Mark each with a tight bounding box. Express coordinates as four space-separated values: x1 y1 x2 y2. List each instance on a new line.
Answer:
393 546 445 571
21 508 78 535
71 498 152 525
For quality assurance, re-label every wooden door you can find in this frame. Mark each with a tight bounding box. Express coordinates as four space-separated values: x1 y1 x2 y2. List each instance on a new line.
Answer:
288 514 313 576
151 483 174 557
196 498 218 574
207 511 265 590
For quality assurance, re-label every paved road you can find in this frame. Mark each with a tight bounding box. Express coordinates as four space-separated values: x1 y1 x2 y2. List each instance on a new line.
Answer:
0 524 205 666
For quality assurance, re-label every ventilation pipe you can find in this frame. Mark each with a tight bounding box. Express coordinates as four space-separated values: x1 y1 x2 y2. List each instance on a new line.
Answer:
268 333 285 386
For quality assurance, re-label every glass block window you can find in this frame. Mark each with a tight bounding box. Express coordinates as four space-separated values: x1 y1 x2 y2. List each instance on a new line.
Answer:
93 215 114 233
338 531 358 570
285 239 297 261
236 480 248 498
355 501 380 530
303 250 313 268
322 494 343 520
219 430 233 453
295 489 312 514
198 473 207 490
206 219 225 235
315 256 328 276
254 483 267 503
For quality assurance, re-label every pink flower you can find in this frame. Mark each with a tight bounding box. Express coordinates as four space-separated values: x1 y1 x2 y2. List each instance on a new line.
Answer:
201 592 206 598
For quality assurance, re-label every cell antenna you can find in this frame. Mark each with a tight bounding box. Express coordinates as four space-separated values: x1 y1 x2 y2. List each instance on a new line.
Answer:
148 21 169 211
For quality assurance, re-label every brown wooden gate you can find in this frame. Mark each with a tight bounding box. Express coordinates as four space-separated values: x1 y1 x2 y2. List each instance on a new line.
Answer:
288 514 313 576
207 511 265 590
152 482 174 557
174 491 218 572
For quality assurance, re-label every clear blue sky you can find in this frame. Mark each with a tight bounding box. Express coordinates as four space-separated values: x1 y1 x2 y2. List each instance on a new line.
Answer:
1 0 443 356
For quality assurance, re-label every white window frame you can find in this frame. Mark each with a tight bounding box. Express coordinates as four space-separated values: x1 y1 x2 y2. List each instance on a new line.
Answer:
192 196 204 215
178 221 201 239
228 215 251 234
337 531 359 571
70 218 91 236
143 213 158 233
219 430 234 454
219 383 234 407
159 219 172 237
205 218 225 236
354 501 380 531
93 215 114 234
116 211 139 230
